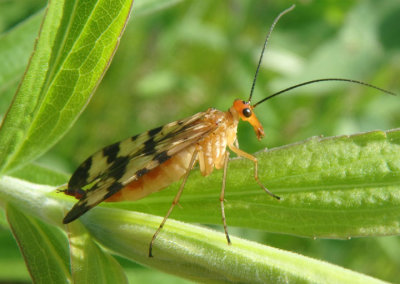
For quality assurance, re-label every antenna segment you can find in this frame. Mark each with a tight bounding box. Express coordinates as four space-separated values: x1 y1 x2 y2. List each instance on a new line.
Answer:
248 4 295 103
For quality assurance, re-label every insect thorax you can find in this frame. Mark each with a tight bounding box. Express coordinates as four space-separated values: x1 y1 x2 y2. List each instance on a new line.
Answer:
195 108 239 176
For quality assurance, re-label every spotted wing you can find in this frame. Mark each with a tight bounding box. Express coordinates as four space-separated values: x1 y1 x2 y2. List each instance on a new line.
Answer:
63 111 217 224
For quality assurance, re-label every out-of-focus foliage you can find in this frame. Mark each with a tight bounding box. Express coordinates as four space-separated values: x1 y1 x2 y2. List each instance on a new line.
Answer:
0 0 399 283
50 0 400 169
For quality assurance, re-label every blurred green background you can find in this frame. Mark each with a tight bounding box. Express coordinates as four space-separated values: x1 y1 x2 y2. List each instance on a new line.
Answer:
1 0 400 283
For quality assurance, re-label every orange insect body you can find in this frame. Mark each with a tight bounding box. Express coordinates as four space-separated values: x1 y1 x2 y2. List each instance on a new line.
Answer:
106 100 260 202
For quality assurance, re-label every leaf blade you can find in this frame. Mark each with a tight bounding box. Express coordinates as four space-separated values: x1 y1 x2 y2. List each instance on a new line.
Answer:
66 220 128 284
105 129 400 239
0 10 43 98
0 0 134 174
83 208 386 284
6 203 70 283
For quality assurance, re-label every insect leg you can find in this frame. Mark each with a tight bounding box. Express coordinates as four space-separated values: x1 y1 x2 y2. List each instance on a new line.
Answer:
234 138 239 148
220 151 232 244
148 149 199 257
228 145 280 200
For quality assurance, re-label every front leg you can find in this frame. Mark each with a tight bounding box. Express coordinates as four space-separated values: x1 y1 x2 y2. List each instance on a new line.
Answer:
228 144 280 200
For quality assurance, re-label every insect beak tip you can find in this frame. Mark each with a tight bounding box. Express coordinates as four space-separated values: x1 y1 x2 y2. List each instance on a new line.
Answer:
256 129 265 140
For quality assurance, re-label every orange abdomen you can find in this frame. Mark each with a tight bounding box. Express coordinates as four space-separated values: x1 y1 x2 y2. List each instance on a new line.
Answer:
106 146 196 202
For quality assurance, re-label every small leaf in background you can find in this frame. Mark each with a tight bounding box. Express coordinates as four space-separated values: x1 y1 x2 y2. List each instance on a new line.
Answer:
65 220 128 284
0 11 44 115
0 229 31 282
6 204 70 284
0 209 7 229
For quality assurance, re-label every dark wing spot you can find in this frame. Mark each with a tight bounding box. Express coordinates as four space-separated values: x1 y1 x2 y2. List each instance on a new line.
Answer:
108 156 130 180
103 142 120 163
136 168 150 178
153 151 171 164
148 126 163 137
69 157 92 188
131 133 139 141
143 137 157 155
63 200 90 224
104 182 125 199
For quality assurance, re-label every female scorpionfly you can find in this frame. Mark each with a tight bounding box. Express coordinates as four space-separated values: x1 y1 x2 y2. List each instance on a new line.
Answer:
60 5 394 257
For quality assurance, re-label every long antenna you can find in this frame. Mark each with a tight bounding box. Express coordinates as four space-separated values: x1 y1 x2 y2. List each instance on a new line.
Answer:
248 4 295 103
253 78 396 107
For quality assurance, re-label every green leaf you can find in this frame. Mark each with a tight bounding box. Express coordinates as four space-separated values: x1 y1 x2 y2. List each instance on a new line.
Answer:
103 129 400 239
82 208 386 284
0 209 7 229
66 220 128 284
6 204 70 283
0 229 31 282
0 176 63 226
0 0 134 174
0 11 43 107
